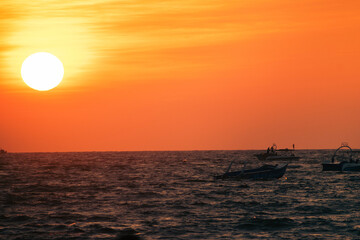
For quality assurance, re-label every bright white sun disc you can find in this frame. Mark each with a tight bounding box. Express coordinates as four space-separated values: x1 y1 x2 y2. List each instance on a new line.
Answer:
21 52 64 91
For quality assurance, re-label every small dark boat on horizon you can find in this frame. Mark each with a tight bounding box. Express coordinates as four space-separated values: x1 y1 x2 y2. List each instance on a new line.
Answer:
215 163 288 180
254 143 300 161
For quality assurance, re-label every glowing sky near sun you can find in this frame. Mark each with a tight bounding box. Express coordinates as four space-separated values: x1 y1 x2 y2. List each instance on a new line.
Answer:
0 0 360 152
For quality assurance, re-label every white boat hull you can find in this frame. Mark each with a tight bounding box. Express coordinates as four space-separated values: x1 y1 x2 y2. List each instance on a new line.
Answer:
341 162 360 171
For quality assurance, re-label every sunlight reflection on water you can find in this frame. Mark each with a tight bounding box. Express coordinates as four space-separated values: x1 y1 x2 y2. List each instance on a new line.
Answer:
1 150 360 239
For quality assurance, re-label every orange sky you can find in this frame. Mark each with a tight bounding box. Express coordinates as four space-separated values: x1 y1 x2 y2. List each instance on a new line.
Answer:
1 0 360 152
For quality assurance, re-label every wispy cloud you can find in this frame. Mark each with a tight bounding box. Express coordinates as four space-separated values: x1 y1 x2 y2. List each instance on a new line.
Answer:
2 0 360 89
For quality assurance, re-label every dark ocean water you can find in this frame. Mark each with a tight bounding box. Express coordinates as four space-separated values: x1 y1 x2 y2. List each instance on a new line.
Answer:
1 150 360 240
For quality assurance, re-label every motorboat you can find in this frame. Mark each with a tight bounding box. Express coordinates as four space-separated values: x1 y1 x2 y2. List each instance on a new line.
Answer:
322 143 360 172
255 144 300 161
215 161 288 180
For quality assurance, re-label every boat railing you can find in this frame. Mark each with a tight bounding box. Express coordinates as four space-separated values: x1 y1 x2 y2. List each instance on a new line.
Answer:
331 145 353 163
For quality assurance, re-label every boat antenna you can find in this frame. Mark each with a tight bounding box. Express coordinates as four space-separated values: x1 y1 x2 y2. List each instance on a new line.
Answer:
224 158 235 175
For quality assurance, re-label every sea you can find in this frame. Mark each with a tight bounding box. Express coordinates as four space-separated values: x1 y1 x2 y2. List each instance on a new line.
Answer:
1 150 360 240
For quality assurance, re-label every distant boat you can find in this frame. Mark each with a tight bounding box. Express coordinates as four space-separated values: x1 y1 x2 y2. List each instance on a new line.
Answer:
322 143 360 172
215 161 288 180
254 144 300 161
0 148 6 159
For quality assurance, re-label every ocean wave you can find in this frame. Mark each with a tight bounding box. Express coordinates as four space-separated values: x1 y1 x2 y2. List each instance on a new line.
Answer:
237 216 297 231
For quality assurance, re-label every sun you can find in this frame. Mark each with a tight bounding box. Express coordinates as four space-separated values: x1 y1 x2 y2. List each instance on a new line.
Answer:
21 52 64 91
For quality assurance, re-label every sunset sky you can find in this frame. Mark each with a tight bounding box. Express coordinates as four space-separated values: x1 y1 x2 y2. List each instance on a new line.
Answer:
1 0 360 152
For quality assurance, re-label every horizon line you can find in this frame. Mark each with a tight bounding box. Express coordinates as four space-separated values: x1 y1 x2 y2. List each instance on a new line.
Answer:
5 147 354 154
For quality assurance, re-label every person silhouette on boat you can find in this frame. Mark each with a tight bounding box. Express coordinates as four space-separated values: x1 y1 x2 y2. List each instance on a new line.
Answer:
267 147 270 154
